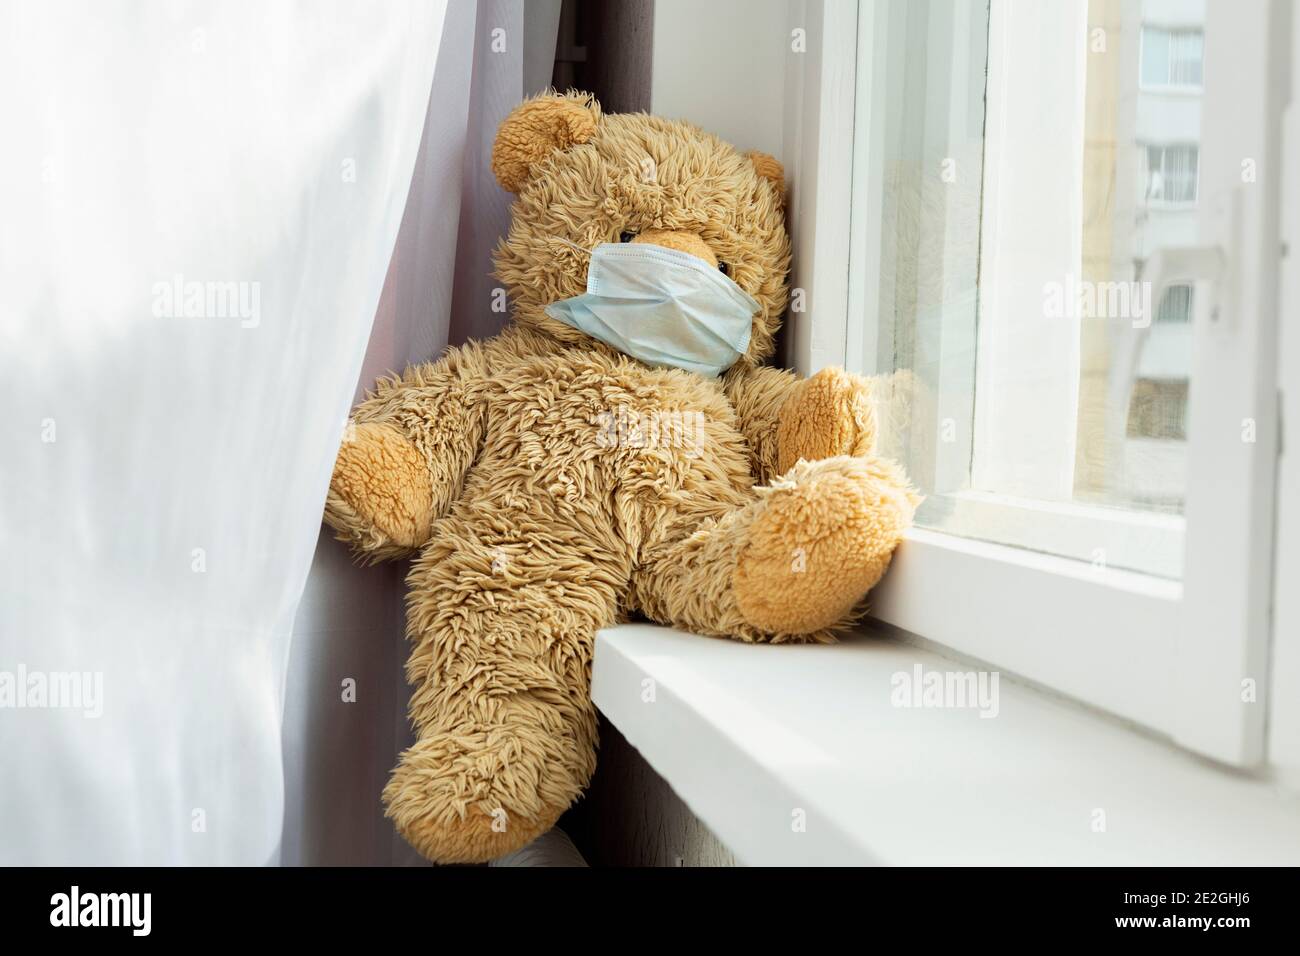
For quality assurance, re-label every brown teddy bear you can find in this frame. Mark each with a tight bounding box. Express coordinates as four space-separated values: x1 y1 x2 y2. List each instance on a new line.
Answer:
323 91 918 864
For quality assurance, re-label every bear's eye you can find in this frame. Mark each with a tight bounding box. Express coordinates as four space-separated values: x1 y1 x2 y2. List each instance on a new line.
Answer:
718 262 730 277
619 230 636 243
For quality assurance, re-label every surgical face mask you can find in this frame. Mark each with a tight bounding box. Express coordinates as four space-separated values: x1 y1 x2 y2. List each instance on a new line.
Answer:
543 242 759 377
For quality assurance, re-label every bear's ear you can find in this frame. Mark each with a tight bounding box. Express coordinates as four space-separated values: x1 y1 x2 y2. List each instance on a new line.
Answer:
744 150 786 200
491 91 601 193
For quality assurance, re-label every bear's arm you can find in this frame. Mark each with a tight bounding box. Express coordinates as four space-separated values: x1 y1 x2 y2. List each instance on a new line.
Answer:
324 344 489 561
722 363 879 484
721 363 803 484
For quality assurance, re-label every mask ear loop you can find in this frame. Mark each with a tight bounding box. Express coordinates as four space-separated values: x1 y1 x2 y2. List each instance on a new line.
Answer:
550 235 596 260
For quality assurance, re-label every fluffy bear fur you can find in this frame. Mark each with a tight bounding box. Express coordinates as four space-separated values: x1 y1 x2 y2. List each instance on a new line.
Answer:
323 90 918 863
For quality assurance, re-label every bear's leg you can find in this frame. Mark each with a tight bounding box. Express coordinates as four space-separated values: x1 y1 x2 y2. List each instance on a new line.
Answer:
383 526 621 864
632 455 919 641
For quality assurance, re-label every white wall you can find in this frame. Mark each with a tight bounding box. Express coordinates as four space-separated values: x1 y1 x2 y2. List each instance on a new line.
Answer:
651 0 857 376
650 0 788 157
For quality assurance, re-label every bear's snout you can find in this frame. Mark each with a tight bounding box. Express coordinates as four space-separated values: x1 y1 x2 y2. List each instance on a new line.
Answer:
630 228 718 269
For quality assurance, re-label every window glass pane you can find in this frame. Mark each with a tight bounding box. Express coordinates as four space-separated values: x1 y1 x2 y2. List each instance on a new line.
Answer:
854 0 1209 578
1170 30 1203 85
1140 26 1204 87
1140 26 1170 85
1155 283 1193 323
1076 0 1202 528
1146 145 1165 198
858 0 987 506
1166 145 1198 201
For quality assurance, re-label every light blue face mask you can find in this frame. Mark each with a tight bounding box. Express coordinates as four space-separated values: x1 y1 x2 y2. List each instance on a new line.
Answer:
544 242 759 377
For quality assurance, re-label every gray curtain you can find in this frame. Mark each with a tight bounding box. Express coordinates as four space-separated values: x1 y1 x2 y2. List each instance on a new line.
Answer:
280 0 562 866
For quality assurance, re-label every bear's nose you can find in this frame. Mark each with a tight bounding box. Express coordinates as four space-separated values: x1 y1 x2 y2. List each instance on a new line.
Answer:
630 229 718 269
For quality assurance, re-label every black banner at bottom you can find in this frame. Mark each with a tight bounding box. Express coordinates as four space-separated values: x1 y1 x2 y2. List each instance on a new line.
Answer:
2 866 1291 941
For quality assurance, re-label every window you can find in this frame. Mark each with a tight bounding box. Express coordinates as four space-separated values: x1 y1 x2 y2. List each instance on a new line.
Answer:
1145 144 1199 203
1140 25 1204 89
852 0 1193 577
828 0 1282 767
1154 282 1193 323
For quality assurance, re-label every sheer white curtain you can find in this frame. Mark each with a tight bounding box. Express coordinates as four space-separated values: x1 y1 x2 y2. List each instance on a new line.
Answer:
0 0 447 865
281 0 561 866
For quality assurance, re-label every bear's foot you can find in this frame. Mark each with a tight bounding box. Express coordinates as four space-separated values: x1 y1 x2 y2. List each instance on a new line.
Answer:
384 715 594 865
732 455 920 634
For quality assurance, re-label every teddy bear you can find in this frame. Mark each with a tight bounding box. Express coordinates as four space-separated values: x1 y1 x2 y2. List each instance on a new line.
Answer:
322 90 919 864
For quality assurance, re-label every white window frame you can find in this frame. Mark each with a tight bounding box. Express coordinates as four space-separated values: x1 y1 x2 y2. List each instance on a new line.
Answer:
1269 0 1300 782
789 0 1288 768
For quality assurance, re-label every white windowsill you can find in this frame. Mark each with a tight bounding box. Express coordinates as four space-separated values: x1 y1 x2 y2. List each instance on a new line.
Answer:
591 623 1300 866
